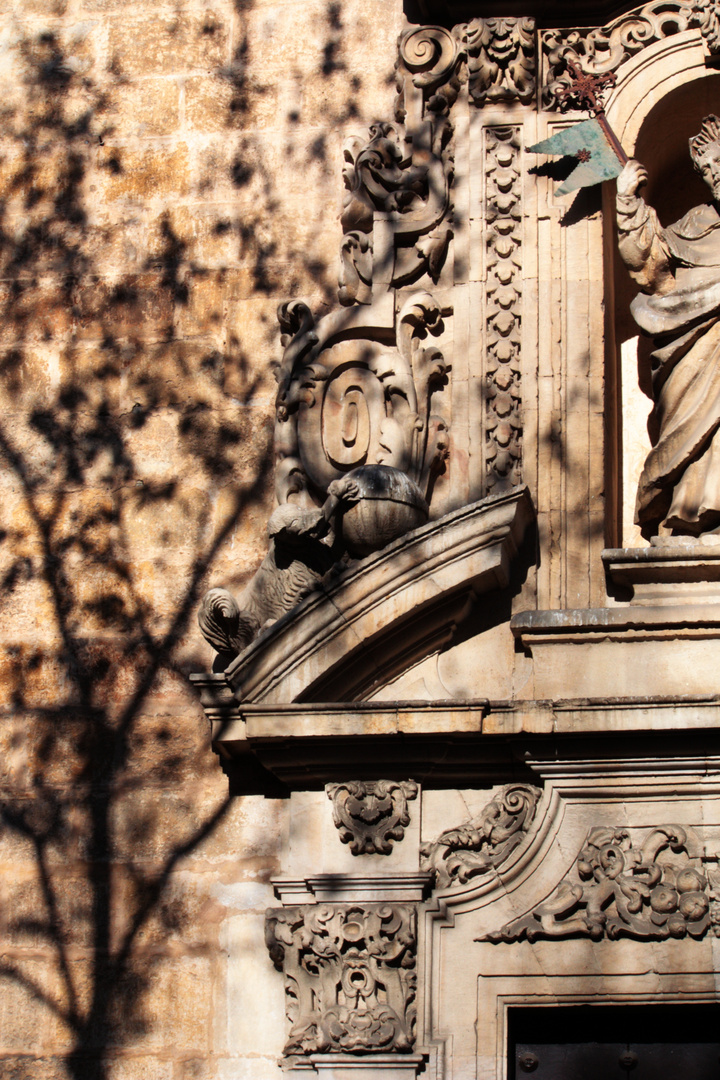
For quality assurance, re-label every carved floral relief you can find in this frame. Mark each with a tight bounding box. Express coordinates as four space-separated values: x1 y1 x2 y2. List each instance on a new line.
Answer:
421 784 541 888
265 903 417 1056
483 825 720 943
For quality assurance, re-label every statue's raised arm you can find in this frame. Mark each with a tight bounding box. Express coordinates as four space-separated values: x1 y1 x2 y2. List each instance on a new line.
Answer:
616 159 675 296
617 116 720 538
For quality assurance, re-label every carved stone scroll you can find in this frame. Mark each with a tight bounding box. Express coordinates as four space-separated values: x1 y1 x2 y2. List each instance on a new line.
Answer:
327 781 419 855
463 18 537 106
266 904 417 1056
542 0 720 110
483 825 717 942
339 114 454 306
421 784 541 888
485 127 523 492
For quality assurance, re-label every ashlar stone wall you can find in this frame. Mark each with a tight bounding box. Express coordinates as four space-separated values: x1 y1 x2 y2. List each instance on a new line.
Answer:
0 0 401 1076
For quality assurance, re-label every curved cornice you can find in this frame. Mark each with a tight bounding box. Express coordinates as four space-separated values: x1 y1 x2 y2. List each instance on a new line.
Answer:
215 485 534 706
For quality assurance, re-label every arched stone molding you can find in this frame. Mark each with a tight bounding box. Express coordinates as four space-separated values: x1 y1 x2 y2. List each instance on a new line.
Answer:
193 485 533 707
604 32 711 154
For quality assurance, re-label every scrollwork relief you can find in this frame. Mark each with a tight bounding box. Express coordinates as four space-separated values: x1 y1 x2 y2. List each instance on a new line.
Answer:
339 112 454 306
485 127 523 491
542 0 720 110
327 780 419 855
421 784 541 888
483 825 719 943
265 903 417 1056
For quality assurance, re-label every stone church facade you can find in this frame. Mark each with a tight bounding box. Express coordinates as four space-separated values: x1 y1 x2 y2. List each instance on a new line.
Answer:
2 0 720 1076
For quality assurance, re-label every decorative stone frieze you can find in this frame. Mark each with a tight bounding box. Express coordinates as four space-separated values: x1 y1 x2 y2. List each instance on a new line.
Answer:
265 903 417 1056
542 0 720 109
421 784 541 888
483 824 719 942
485 127 523 492
463 18 537 106
327 780 419 855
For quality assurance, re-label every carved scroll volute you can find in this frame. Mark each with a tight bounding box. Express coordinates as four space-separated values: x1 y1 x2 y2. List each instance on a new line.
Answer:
421 784 542 889
396 25 460 127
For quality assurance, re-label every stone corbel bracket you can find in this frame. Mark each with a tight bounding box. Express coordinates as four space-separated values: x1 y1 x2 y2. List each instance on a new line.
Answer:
222 484 532 705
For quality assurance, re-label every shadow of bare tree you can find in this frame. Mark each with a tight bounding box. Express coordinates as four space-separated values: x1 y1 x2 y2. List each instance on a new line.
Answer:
0 13 282 1080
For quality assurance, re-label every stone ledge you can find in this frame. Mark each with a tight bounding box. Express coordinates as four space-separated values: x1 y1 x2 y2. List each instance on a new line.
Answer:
603 544 720 603
511 604 720 642
206 698 720 791
271 873 433 905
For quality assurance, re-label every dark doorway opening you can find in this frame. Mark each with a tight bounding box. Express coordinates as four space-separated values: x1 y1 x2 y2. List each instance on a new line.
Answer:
509 1003 720 1080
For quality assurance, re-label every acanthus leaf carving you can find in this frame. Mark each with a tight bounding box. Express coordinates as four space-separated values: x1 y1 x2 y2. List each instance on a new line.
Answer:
482 825 715 943
464 18 537 107
327 780 419 855
692 0 720 51
421 784 541 889
265 903 417 1056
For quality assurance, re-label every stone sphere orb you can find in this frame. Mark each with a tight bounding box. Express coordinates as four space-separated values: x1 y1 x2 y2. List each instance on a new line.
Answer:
649 885 678 913
676 867 706 893
338 465 429 557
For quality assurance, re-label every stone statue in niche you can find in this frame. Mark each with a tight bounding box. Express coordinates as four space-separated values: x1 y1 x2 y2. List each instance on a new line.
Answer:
198 291 450 668
617 114 720 538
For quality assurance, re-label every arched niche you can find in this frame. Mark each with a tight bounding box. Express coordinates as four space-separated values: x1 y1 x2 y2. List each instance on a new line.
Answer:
604 37 720 544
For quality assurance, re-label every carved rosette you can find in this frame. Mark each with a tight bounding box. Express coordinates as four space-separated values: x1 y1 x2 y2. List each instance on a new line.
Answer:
327 780 419 855
464 18 537 106
542 0 720 109
421 784 541 888
483 825 719 943
266 904 417 1056
484 127 523 492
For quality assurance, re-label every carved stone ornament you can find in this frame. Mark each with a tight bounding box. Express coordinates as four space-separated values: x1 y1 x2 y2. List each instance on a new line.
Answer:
339 112 453 306
542 0 720 110
327 780 419 855
463 18 537 106
421 784 541 889
265 903 417 1056
485 127 523 491
482 825 720 943
198 287 451 667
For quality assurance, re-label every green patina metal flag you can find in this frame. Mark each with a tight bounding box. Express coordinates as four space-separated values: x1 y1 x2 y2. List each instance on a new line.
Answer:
529 117 626 195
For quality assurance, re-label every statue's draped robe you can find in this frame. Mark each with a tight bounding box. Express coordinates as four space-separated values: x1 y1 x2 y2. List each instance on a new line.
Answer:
618 195 720 532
